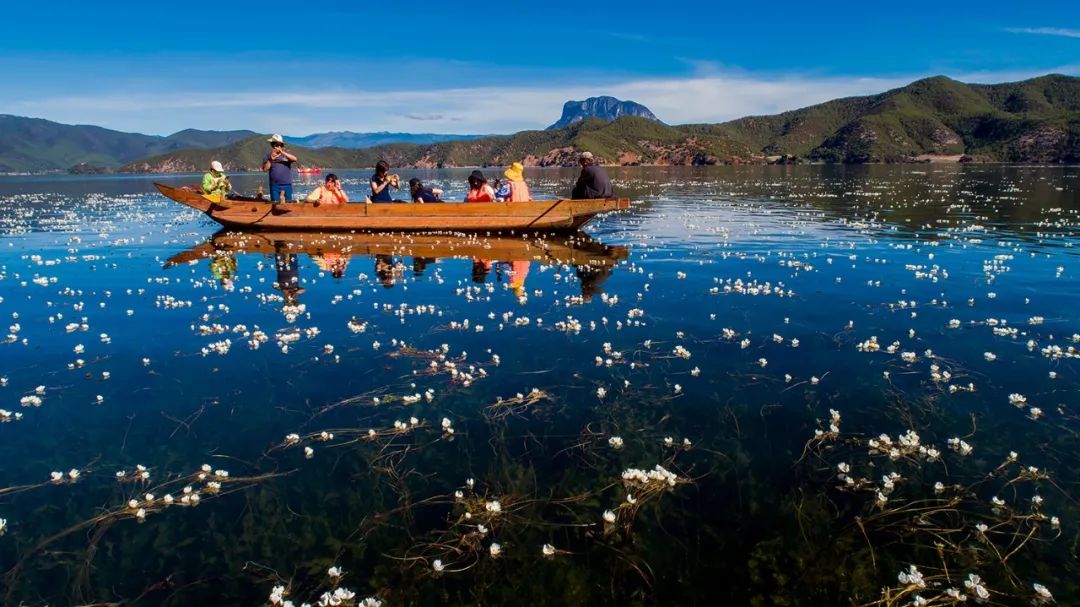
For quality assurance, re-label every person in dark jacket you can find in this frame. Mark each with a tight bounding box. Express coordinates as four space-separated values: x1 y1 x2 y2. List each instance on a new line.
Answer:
408 178 443 203
571 151 614 199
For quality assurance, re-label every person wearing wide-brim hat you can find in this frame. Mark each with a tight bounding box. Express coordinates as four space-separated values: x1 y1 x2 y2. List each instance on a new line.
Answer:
571 151 614 199
261 133 298 203
465 169 495 202
496 161 531 202
201 160 232 199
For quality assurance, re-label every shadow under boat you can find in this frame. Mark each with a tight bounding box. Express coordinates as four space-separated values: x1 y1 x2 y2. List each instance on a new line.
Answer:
165 229 630 299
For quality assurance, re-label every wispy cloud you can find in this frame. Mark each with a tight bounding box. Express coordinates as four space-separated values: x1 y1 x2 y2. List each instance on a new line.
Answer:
403 112 446 121
1004 27 1080 39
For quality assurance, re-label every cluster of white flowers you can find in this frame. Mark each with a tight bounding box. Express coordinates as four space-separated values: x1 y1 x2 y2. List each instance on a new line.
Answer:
897 564 926 589
963 573 990 601
673 345 691 359
0 408 23 422
200 338 232 356
621 464 679 488
316 587 358 606
947 437 973 456
608 436 624 449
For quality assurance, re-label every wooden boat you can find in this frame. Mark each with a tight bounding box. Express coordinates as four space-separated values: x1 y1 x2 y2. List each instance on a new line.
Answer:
165 229 629 269
155 183 630 231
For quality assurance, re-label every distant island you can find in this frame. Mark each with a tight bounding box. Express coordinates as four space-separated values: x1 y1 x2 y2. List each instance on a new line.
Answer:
2 75 1078 174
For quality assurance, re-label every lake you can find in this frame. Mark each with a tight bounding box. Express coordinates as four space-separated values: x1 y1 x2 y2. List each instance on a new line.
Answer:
0 165 1077 606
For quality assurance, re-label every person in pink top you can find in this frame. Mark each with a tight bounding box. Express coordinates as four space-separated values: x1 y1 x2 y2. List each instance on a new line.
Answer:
496 162 531 202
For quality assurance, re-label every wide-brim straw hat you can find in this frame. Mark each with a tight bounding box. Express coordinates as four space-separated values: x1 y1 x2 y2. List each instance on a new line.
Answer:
267 133 285 144
503 161 524 181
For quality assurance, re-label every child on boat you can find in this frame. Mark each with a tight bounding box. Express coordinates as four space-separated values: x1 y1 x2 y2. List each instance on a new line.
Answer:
495 162 531 202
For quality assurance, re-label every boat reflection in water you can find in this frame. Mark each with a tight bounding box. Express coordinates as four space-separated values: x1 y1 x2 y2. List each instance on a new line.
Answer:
166 229 629 302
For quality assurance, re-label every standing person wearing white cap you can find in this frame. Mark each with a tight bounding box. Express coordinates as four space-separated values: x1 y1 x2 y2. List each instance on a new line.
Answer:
261 134 298 203
571 151 614 199
201 160 232 200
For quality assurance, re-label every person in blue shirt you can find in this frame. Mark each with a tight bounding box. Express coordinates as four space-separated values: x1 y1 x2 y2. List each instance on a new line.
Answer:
370 160 400 203
262 134 298 203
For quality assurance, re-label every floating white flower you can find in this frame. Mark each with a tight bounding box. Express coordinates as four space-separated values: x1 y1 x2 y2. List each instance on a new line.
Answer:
327 566 343 579
608 436 624 450
963 573 990 601
603 510 617 524
432 559 444 572
488 542 502 558
897 564 926 589
1032 583 1053 604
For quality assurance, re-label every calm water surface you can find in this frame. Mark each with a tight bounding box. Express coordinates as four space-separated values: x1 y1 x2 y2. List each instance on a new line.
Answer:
0 165 1077 606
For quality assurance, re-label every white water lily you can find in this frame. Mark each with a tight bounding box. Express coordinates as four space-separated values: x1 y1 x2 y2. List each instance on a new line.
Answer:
1032 582 1053 603
603 510 617 524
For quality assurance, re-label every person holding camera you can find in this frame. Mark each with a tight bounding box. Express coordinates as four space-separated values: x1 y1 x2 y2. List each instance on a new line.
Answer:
262 133 298 203
201 160 232 200
305 173 349 205
370 160 400 203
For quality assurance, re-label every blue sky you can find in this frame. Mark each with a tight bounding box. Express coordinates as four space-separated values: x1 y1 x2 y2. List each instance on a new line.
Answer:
1 1 1077 135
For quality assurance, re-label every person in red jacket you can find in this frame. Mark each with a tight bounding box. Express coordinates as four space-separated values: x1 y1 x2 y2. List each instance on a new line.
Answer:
465 170 495 202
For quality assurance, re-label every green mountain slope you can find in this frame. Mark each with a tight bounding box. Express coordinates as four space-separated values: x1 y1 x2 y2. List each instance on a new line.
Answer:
0 115 256 172
113 74 1080 172
687 74 1080 163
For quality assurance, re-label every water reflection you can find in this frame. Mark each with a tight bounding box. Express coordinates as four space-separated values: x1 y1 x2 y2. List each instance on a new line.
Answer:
166 230 629 301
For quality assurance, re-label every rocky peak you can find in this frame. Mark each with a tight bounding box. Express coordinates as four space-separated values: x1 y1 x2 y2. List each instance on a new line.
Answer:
547 96 661 130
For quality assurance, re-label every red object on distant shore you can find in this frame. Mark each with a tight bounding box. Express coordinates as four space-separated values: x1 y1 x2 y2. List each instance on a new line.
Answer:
298 166 322 175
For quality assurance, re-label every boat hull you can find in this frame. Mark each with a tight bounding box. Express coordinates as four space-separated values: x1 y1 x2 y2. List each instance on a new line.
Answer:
155 183 629 231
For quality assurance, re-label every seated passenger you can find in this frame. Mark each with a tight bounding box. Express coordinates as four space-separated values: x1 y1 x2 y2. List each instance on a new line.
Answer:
408 178 444 203
370 161 400 203
496 161 531 202
465 170 495 202
201 161 232 199
571 151 614 199
305 173 349 205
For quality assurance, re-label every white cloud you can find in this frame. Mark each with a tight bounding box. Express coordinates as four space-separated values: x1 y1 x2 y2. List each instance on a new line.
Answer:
6 66 1078 135
1005 27 1080 39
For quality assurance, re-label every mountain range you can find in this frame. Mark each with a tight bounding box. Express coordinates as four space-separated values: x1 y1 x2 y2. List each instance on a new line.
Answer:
0 115 257 172
4 74 1079 173
547 96 661 130
0 118 487 172
122 75 1080 172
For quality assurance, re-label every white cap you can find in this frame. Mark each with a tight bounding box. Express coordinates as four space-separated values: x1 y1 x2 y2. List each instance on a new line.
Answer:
210 160 224 172
580 151 594 159
267 133 285 144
